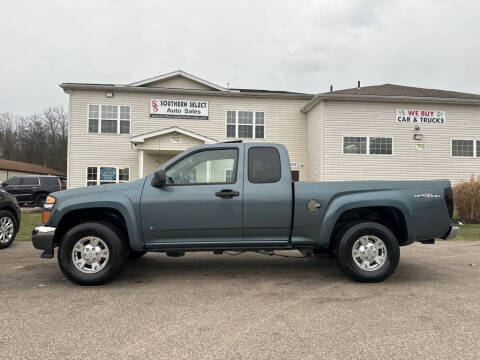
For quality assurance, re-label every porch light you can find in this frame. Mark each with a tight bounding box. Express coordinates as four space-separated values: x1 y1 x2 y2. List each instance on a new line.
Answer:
413 134 423 140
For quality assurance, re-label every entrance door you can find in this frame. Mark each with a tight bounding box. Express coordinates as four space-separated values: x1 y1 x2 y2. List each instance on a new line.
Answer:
140 145 244 245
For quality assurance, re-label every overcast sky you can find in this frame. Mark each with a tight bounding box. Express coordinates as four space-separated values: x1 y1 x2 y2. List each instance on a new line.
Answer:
1 0 479 114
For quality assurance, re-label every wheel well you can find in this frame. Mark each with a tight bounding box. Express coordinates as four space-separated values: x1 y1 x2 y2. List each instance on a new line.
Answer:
330 206 408 246
54 208 129 247
0 206 19 230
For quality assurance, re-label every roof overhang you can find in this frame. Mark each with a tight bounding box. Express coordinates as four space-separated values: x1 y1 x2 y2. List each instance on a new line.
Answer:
59 83 313 100
130 126 217 144
302 93 480 113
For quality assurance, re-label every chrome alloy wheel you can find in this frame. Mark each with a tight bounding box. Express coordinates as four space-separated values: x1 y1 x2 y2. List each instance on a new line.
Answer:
72 236 110 274
0 216 14 244
351 235 388 272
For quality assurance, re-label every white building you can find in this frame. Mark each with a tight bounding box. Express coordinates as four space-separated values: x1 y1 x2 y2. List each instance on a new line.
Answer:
60 70 480 189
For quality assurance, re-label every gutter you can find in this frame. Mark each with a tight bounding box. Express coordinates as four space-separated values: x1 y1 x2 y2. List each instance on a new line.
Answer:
301 93 480 112
59 84 314 100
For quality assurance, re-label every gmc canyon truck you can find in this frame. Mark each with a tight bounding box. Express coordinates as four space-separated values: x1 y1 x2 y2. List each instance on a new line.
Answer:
32 142 458 285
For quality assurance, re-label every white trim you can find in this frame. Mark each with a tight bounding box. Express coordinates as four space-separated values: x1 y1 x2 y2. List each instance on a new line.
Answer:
130 126 217 144
342 135 394 156
128 70 231 91
138 150 144 178
87 104 131 135
224 110 266 140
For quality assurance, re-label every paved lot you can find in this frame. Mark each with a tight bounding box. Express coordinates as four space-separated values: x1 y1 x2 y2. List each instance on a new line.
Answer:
1 241 480 360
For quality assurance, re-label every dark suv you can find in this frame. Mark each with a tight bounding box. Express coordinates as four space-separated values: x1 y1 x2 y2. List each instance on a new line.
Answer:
1 176 66 206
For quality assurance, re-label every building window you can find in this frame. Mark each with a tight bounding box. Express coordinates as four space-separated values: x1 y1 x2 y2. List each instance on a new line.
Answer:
87 167 98 186
369 137 393 155
226 111 265 139
343 136 393 155
225 169 234 183
226 111 236 137
88 105 130 134
452 140 474 157
255 112 264 138
88 105 99 133
343 137 367 154
86 166 130 186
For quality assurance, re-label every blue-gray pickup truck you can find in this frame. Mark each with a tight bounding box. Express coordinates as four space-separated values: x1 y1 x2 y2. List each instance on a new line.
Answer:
32 142 458 285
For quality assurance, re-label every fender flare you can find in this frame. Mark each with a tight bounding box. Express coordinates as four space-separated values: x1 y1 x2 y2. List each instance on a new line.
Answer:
318 192 415 248
50 195 143 250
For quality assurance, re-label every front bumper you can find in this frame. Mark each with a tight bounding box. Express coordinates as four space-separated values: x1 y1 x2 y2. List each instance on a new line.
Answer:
442 226 459 240
32 226 56 250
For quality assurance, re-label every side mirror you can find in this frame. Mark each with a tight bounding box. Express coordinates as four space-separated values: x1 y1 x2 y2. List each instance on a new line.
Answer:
151 169 167 187
1 182 7 187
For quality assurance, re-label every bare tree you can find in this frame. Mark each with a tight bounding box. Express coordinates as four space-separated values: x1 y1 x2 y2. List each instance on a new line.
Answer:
0 106 68 172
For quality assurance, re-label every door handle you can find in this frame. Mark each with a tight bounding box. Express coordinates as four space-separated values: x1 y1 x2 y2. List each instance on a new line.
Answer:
215 189 240 198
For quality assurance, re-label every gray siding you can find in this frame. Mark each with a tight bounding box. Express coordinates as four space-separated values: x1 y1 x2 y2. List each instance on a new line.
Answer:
318 100 480 184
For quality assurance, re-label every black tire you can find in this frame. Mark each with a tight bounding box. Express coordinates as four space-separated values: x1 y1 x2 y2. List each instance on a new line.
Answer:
0 210 18 249
58 222 128 285
335 221 400 283
34 193 47 207
129 250 147 260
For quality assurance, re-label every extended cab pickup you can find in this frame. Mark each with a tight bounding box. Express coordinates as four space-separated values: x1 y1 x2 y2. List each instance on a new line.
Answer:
32 142 458 285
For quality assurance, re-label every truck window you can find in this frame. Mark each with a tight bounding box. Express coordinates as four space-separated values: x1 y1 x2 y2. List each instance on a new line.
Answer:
21 177 39 185
40 177 59 186
5 177 21 185
165 149 238 185
248 147 281 183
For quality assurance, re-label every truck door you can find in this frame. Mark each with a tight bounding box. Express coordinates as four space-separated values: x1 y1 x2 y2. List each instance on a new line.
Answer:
242 144 292 244
140 145 244 245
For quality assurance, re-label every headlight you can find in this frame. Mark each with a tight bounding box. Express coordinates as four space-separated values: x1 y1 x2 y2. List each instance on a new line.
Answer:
42 196 56 224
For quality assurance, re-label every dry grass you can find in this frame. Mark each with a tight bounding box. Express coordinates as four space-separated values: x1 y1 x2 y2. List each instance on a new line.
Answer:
453 175 480 223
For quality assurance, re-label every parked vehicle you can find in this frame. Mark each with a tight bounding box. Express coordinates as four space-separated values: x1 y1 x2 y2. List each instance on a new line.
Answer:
0 189 21 249
32 142 457 285
1 176 66 206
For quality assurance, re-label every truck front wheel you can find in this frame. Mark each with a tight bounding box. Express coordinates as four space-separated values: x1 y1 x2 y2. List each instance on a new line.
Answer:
335 222 400 283
58 222 128 285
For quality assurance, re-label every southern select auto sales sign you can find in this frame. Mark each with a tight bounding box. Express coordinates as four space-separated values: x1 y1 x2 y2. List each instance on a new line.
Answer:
396 109 446 124
150 99 208 120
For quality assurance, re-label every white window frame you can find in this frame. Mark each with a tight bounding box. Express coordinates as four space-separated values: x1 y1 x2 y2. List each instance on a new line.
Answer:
450 138 477 158
342 136 394 156
87 104 131 135
225 110 266 139
85 166 130 186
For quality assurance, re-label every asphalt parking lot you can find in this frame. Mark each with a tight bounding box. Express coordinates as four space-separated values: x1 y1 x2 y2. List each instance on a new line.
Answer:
1 241 480 360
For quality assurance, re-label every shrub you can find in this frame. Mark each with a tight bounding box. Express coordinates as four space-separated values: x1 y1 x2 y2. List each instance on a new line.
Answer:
453 175 480 223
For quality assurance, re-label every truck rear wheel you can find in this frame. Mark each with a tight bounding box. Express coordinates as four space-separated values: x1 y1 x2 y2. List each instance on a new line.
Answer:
335 222 400 283
58 222 128 285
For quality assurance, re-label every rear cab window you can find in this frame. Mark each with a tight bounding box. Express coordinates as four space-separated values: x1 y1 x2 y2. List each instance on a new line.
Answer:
248 147 281 183
40 177 60 186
